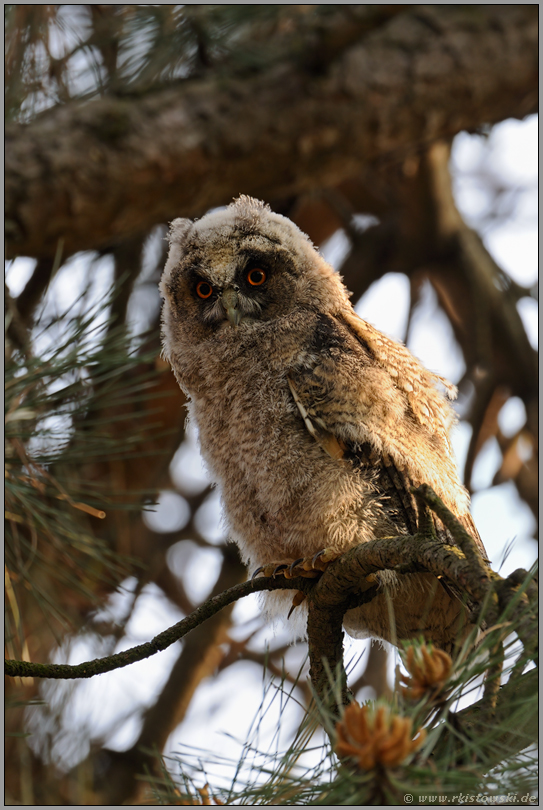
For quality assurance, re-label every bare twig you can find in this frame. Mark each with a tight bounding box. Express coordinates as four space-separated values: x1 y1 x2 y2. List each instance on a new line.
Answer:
4 576 311 680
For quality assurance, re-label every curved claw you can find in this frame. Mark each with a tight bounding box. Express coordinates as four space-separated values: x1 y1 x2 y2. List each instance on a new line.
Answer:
288 558 304 577
272 563 289 577
311 550 326 566
310 548 337 571
287 590 307 619
251 566 265 580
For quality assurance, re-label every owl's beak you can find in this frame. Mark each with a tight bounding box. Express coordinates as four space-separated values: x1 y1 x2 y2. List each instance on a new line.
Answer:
220 287 242 327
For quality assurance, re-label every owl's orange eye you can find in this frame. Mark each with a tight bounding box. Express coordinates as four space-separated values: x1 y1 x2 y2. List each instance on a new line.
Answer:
196 281 213 299
247 268 266 286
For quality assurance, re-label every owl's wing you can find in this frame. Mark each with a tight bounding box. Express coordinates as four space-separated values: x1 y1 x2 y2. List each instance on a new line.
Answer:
288 310 485 553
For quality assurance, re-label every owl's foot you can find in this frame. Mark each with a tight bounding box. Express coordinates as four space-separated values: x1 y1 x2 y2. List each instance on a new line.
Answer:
252 549 340 620
251 548 339 581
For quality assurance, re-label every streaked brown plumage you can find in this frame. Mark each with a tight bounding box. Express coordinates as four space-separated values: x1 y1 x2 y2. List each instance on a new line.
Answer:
160 196 485 650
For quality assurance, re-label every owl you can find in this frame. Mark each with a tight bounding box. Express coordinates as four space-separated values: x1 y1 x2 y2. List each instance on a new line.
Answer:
160 195 485 651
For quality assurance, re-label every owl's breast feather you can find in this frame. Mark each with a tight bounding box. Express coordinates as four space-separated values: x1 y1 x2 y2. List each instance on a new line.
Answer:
184 329 382 566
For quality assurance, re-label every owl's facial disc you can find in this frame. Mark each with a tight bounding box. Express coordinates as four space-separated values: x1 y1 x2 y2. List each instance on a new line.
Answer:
196 281 263 329
188 244 292 328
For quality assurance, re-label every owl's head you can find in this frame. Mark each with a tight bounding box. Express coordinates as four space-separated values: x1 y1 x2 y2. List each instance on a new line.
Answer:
160 196 351 348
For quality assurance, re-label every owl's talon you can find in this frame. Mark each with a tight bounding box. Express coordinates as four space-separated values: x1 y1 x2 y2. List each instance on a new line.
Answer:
287 590 306 618
272 563 289 577
251 551 335 584
310 547 338 572
287 558 305 578
311 550 326 567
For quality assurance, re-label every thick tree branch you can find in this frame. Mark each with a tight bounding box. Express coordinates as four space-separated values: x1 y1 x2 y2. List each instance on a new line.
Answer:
6 5 537 260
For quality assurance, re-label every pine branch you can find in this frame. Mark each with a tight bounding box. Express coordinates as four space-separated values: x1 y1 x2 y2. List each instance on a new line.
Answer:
7 484 536 804
6 486 537 693
434 667 538 767
4 576 312 680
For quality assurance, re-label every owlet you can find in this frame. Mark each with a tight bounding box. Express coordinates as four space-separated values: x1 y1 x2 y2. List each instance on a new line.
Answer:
160 196 485 650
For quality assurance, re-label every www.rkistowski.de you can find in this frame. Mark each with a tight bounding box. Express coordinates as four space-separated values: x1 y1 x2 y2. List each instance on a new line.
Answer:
403 793 537 805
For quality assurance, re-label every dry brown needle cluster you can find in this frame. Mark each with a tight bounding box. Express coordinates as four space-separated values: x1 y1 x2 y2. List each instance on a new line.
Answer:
335 702 426 770
399 644 453 702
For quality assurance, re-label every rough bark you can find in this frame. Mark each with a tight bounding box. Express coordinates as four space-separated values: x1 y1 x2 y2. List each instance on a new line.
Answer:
6 5 537 260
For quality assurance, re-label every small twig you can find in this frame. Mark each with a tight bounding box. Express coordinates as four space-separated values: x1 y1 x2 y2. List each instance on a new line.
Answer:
4 576 312 680
481 638 504 714
495 567 538 661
